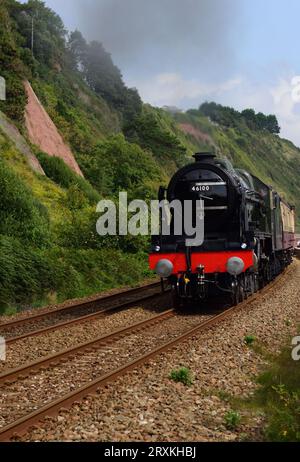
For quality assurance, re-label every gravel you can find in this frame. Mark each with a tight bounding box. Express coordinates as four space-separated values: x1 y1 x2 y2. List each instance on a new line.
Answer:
0 293 171 373
8 261 300 442
0 278 159 324
0 285 162 341
0 312 214 427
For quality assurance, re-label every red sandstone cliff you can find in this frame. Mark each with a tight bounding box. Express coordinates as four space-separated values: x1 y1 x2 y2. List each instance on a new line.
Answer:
0 109 44 175
24 81 83 177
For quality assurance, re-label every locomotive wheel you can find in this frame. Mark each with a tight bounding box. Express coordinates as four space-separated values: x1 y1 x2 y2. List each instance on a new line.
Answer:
248 273 256 296
239 284 245 302
231 278 246 306
171 288 181 309
253 274 258 293
231 290 239 306
247 274 253 296
242 275 249 299
231 283 240 306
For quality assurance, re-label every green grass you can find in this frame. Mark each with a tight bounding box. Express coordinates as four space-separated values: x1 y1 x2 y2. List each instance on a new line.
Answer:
1 0 300 315
0 130 153 314
36 152 100 204
252 339 300 441
224 410 241 430
228 331 300 442
169 110 300 230
244 335 256 346
169 367 193 386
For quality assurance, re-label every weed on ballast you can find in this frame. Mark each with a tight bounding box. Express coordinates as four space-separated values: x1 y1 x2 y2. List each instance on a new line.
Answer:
169 367 193 386
244 335 256 346
224 410 241 430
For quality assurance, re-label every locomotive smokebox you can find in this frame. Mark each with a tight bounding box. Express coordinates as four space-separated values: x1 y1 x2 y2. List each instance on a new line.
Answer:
193 152 216 163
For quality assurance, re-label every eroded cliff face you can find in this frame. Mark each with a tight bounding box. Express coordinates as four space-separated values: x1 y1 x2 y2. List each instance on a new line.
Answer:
24 81 83 177
178 123 214 146
0 109 44 175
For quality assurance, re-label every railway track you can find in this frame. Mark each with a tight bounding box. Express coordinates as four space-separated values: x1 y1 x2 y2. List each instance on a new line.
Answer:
0 266 292 442
0 307 215 440
0 282 165 344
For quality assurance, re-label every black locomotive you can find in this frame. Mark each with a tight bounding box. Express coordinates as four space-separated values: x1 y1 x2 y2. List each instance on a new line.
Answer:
149 153 295 306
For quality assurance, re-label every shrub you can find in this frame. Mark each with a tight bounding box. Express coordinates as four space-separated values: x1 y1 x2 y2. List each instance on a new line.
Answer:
224 410 241 430
43 247 151 302
254 345 300 442
0 235 57 311
0 159 50 247
0 238 151 312
124 108 187 168
36 152 100 204
79 134 162 200
244 335 256 346
169 367 193 386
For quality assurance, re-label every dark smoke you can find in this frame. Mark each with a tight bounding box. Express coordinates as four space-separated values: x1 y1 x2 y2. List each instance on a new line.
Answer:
74 0 241 77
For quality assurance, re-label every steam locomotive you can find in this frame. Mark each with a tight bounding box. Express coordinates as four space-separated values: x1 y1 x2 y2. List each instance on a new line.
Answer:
149 153 295 307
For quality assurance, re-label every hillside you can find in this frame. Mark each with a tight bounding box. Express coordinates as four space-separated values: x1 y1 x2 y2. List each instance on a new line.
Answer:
172 106 300 226
0 0 299 313
24 80 83 176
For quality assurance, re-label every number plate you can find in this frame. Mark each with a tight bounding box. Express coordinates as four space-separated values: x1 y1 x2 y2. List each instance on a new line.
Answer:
189 183 211 193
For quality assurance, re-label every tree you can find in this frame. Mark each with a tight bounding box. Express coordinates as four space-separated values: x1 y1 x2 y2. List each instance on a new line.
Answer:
11 0 66 66
124 109 187 167
266 114 280 134
199 102 240 128
67 30 87 71
241 108 257 130
83 41 124 103
256 112 267 130
0 1 27 121
241 109 280 134
79 39 142 122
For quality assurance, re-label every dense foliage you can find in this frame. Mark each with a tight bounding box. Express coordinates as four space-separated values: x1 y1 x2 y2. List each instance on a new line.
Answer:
0 1 28 122
0 0 299 314
0 133 153 311
197 102 280 134
0 158 50 246
36 152 100 204
124 107 187 168
239 336 300 441
68 32 142 123
78 134 162 200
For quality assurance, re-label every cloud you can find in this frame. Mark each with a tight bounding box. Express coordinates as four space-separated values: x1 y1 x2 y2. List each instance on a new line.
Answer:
128 73 243 108
73 0 240 77
217 74 300 147
130 71 300 147
221 74 300 147
269 75 300 146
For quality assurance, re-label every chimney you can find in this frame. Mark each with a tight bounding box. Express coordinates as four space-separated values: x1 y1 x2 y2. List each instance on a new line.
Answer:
193 152 216 163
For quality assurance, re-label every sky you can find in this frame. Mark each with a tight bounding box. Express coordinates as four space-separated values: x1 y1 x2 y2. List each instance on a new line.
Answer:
19 0 300 146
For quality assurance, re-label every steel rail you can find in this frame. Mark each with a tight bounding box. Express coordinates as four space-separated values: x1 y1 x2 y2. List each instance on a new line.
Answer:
0 281 161 330
0 309 175 385
4 286 168 344
0 265 292 442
